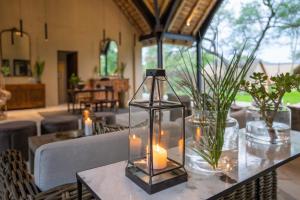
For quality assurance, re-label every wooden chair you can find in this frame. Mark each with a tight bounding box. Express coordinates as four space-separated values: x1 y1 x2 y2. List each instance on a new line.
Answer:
93 86 118 112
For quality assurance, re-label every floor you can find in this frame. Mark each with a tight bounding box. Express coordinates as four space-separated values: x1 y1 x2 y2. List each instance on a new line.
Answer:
2 105 300 199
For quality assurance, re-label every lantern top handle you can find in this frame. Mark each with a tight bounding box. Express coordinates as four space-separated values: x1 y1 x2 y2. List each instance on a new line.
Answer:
146 69 165 77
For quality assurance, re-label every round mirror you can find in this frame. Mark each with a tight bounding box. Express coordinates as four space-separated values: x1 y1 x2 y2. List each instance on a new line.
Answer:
100 40 118 76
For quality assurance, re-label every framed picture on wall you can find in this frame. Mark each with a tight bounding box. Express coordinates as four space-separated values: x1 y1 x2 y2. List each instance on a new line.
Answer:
13 59 31 76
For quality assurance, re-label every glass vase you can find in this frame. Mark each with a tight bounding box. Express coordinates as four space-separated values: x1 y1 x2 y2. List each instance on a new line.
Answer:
185 110 239 174
246 105 291 144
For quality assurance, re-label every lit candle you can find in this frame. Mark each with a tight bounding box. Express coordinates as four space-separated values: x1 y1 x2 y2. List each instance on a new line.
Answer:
178 138 183 153
195 127 201 142
84 117 93 136
83 110 89 120
152 144 167 170
130 134 142 159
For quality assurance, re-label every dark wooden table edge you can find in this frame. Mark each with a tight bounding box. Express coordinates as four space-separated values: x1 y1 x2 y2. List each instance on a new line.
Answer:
76 173 102 200
207 151 300 200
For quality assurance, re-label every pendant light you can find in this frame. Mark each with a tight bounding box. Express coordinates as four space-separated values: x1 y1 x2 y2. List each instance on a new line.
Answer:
19 0 23 37
118 8 122 46
102 0 106 42
44 0 48 40
119 31 122 46
102 29 106 41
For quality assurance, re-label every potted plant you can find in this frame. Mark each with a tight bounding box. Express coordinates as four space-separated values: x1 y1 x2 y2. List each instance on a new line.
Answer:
241 72 300 144
177 45 255 172
1 65 10 77
69 73 82 89
34 60 45 83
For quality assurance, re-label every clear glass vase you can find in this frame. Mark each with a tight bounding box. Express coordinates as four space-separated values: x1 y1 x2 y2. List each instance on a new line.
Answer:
185 110 239 174
246 105 291 144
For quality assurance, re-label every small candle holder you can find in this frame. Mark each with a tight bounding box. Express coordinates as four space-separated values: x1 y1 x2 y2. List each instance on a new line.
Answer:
82 104 95 136
126 69 187 194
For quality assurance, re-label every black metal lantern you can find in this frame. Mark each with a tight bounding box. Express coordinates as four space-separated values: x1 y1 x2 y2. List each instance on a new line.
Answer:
126 69 187 194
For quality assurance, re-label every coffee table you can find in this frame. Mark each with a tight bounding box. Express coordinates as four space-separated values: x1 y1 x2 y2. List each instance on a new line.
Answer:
76 130 300 200
28 130 83 173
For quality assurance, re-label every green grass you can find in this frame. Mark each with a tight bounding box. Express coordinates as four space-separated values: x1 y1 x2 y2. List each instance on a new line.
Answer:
236 91 300 105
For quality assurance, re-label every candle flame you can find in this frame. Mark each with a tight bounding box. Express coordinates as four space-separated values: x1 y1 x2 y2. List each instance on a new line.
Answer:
133 134 136 139
155 144 163 152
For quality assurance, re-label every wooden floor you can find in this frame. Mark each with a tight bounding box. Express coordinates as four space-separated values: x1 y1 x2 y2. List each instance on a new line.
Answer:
3 105 300 198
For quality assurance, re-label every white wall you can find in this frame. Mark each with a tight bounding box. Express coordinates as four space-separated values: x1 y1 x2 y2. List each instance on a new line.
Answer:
0 0 141 106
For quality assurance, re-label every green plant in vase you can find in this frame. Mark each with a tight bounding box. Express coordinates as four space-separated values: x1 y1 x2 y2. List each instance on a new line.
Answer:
241 72 300 143
1 65 10 77
69 73 81 89
34 60 45 83
177 46 255 170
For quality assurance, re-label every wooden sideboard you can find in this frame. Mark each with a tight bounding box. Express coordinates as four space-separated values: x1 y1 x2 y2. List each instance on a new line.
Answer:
6 84 46 110
90 78 130 106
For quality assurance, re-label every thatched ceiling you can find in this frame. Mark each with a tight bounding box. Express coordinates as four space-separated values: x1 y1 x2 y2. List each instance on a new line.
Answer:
113 0 221 45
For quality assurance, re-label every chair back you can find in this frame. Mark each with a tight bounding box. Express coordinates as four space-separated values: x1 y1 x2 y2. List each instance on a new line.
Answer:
0 149 39 199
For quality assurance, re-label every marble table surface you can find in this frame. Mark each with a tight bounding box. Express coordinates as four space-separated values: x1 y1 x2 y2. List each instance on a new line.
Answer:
77 130 300 200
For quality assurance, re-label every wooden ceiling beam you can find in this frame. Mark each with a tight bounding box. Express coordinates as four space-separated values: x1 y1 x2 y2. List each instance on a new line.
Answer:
132 0 156 29
193 0 224 38
113 0 144 34
160 0 170 17
167 0 186 32
161 0 181 33
179 0 199 34
143 0 154 15
164 32 195 41
139 32 195 42
153 0 161 31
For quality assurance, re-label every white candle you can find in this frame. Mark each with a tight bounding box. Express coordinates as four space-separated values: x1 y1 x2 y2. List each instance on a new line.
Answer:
195 127 201 142
130 134 142 159
152 144 167 170
84 117 93 136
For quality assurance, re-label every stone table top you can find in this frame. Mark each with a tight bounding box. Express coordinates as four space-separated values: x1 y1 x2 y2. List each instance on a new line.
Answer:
77 130 300 200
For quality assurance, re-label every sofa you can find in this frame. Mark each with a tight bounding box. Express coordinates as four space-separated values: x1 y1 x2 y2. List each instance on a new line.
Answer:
34 122 183 191
33 106 248 191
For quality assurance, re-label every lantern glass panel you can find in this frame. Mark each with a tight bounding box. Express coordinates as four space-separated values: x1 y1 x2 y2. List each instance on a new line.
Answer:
126 69 187 194
128 106 148 164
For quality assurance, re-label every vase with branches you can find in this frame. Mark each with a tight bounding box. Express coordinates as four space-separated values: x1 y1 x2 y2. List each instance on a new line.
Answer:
241 72 300 144
176 45 255 171
34 60 45 84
